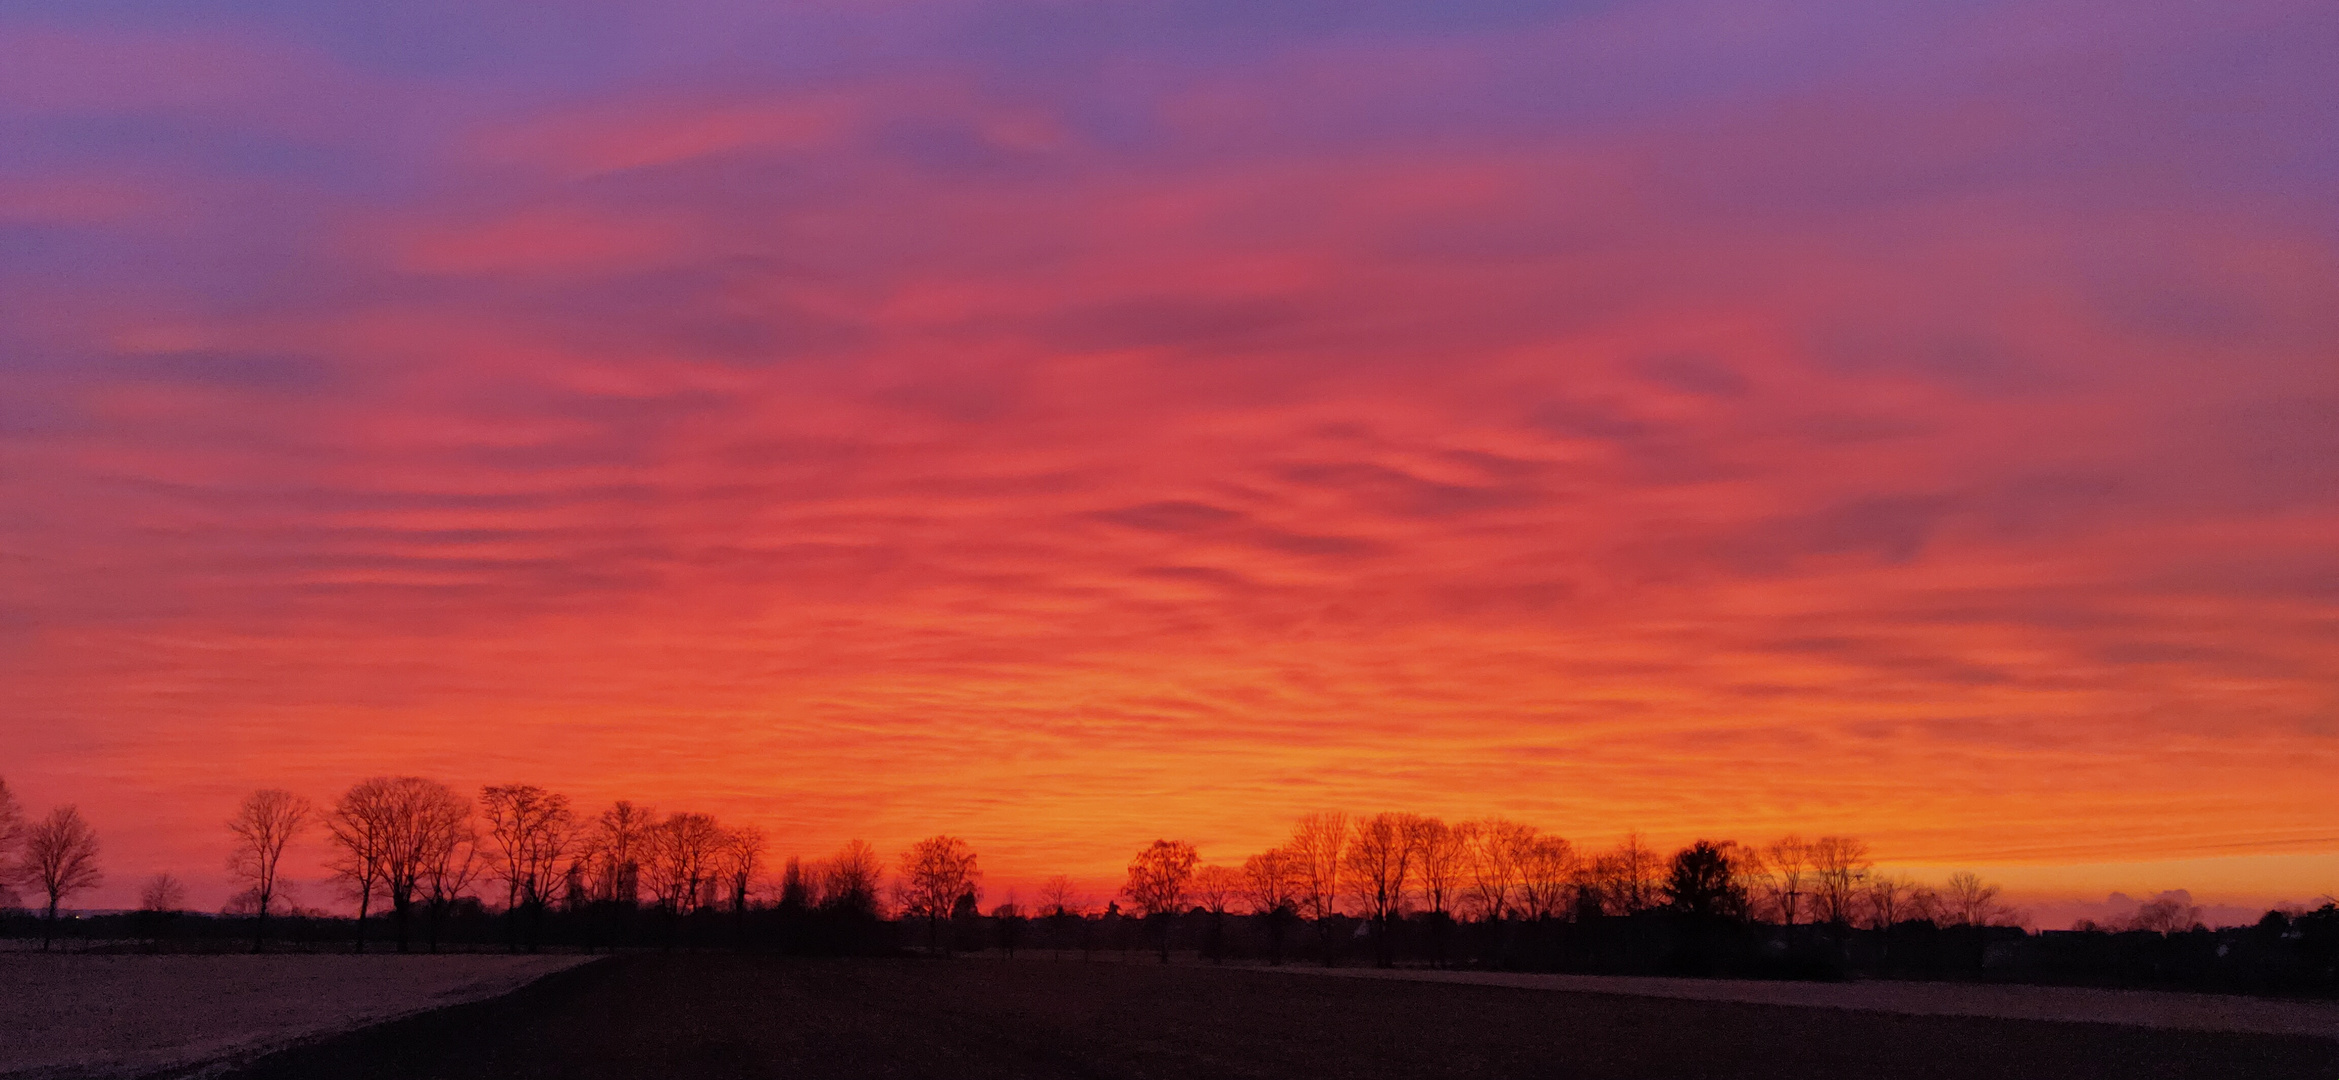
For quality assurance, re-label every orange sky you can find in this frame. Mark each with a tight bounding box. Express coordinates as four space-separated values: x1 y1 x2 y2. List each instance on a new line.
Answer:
1 0 2335 916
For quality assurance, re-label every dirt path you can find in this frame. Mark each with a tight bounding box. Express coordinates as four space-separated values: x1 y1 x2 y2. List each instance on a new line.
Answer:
1267 965 2339 1041
0 953 597 1080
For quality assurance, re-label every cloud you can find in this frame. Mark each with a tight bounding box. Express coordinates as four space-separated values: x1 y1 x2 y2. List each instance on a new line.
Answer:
1092 500 1246 533
380 207 695 277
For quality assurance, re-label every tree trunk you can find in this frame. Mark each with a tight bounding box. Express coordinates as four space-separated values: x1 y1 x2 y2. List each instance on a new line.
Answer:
354 888 371 954
43 896 58 950
254 894 269 954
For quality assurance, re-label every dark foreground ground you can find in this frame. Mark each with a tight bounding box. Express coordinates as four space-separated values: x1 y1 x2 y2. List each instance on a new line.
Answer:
226 955 2339 1080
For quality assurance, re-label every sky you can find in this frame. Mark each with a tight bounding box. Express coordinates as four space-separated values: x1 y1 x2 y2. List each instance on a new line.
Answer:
2 0 2335 918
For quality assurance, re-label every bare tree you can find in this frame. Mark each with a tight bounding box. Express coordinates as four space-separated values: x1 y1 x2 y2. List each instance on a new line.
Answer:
1463 818 1531 921
1344 813 1419 967
1289 811 1348 959
1241 848 1301 964
647 812 726 918
1192 863 1241 963
1193 864 1240 914
1907 884 1945 925
0 777 22 908
1515 834 1576 919
582 801 654 907
1944 871 2003 927
137 872 187 951
898 835 980 951
820 839 883 916
1862 872 1912 929
1752 835 1813 925
226 789 312 952
1586 833 1660 915
720 825 765 915
1041 873 1084 918
2127 892 2204 934
419 810 482 953
1122 839 1198 963
375 778 470 952
1040 874 1085 959
1809 836 1871 925
326 777 398 952
140 872 186 912
24 805 102 949
481 785 574 950
1410 817 1467 921
992 895 1028 957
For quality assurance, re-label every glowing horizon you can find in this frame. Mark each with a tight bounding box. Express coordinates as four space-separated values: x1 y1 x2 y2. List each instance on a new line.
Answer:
2 0 2334 917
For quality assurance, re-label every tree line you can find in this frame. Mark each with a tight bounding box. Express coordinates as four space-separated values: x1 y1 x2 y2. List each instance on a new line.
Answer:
1073 814 2025 967
0 776 2306 962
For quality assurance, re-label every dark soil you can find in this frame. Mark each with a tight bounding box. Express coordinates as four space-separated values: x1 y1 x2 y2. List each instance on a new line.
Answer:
225 955 2339 1080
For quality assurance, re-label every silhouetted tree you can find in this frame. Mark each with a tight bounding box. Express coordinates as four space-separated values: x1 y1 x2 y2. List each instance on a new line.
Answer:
719 825 764 944
1752 835 1812 925
950 889 984 952
1101 900 1124 960
819 839 883 916
327 778 400 952
1862 873 1913 928
1041 874 1085 958
419 811 482 952
372 778 470 952
647 812 725 919
1810 836 1871 925
1241 848 1301 964
1122 839 1197 963
25 805 102 949
137 872 185 950
1517 834 1576 919
581 801 654 907
140 872 185 912
1411 817 1466 921
994 898 1027 957
1585 833 1660 915
722 826 764 913
1345 813 1419 966
1944 871 2006 927
1290 811 1348 961
898 835 980 952
0 777 23 908
481 784 573 951
1192 864 1240 962
778 856 811 913
226 789 312 952
1907 883 1946 925
1463 818 1532 921
2129 892 2205 934
1662 840 1749 918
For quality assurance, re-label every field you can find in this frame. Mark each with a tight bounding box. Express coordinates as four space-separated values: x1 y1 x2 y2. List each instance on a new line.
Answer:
0 953 591 1080
217 955 2339 1080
